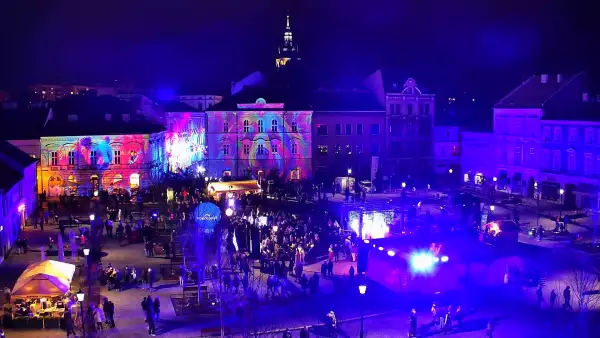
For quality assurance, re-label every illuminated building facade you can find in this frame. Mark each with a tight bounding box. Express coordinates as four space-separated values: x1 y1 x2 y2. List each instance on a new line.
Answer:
311 89 386 182
0 141 38 263
275 13 301 70
175 95 223 111
206 97 312 180
40 96 165 196
164 102 207 173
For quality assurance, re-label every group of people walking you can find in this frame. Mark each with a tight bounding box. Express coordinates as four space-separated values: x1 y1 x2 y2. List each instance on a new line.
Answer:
141 295 161 336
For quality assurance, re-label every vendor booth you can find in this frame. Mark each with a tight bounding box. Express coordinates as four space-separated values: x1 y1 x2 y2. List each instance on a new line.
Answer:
207 180 261 200
6 260 76 329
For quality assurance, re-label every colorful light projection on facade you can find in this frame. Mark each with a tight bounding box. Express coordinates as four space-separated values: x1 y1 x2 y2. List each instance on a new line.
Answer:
41 134 158 196
165 130 206 172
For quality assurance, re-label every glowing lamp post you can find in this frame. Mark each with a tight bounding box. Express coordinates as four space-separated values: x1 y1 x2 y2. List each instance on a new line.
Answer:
76 289 85 337
89 214 95 222
490 205 495 212
401 182 406 189
83 248 91 314
358 284 367 338
559 188 565 218
448 168 453 174
225 208 233 217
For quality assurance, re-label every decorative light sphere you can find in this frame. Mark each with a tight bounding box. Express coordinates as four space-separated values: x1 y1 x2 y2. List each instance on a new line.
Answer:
559 189 564 195
493 177 497 182
448 169 453 174
225 208 233 217
401 182 406 188
378 246 384 251
387 250 396 257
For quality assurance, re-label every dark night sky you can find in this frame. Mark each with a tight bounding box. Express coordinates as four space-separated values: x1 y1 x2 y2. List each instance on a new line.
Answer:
0 0 597 97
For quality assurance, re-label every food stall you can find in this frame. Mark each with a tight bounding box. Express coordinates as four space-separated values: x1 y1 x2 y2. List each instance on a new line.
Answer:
7 260 76 329
207 180 261 200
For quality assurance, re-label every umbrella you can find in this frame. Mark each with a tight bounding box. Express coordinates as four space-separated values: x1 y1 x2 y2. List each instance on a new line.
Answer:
57 235 65 262
11 260 76 298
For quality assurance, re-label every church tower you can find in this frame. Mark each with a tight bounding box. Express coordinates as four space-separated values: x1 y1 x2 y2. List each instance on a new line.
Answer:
275 12 301 70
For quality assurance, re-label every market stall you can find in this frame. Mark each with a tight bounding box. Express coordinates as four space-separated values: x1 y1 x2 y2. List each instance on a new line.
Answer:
6 260 76 329
207 180 261 200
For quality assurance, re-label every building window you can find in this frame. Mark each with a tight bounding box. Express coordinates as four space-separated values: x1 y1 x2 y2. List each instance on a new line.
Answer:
291 121 298 132
50 151 58 166
568 127 577 143
223 121 229 133
553 127 562 142
552 150 560 170
317 124 328 136
542 126 551 141
420 104 429 115
345 124 352 135
258 120 264 133
243 144 250 155
529 148 535 163
335 124 342 135
542 149 551 169
68 151 75 165
585 128 594 144
584 153 593 175
272 144 278 154
318 145 328 156
370 124 380 135
407 105 413 115
514 146 521 165
90 150 97 165
257 144 265 155
243 120 250 133
335 144 341 155
568 151 576 171
355 144 363 154
346 144 352 155
389 104 395 114
114 150 121 164
291 143 298 154
223 144 230 155
271 119 278 132
371 143 379 154
356 124 363 135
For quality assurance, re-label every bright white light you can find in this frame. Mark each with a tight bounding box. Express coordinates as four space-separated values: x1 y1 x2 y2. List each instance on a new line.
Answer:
197 165 206 174
272 225 278 233
402 182 406 188
364 239 370 244
358 284 367 295
205 176 209 182
152 213 158 217
410 252 435 273
559 189 564 195
76 291 85 302
347 168 352 175
225 208 233 217
441 255 449 263
448 169 453 174
93 190 99 197
89 214 95 221
228 192 234 199
83 248 90 256
427 184 430 190
17 203 25 213
387 250 395 257
232 230 239 251
493 177 497 182
228 198 235 207
490 205 495 211
378 246 384 251
433 257 440 263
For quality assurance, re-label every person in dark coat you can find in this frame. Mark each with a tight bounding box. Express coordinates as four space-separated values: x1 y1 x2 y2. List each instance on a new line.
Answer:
103 297 116 328
141 296 149 322
64 309 75 337
349 265 355 280
409 308 417 337
563 286 572 310
153 296 161 320
299 326 309 338
146 300 156 336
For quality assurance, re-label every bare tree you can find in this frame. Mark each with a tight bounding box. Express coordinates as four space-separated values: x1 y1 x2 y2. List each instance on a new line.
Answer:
566 268 600 312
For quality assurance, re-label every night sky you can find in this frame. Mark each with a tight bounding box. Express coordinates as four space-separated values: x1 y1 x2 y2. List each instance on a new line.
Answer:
0 0 597 98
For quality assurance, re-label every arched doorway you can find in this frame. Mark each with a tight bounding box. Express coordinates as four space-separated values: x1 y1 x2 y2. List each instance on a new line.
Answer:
90 174 99 196
48 175 64 196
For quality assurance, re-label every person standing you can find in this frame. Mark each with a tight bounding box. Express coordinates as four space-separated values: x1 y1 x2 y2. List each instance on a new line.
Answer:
146 296 156 336
93 304 105 331
141 296 149 321
153 296 161 321
103 297 115 328
64 309 76 337
550 289 557 308
142 268 149 290
563 286 572 310
409 308 417 337
536 285 543 308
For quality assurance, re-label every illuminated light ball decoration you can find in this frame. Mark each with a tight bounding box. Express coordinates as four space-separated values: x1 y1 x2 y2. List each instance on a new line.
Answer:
349 210 393 239
409 251 436 274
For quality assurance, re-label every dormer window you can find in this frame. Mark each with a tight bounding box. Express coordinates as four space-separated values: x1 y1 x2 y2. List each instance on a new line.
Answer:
68 114 78 122
122 114 130 122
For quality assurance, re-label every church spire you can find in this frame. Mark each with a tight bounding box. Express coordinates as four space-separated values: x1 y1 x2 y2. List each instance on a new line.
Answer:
275 11 300 69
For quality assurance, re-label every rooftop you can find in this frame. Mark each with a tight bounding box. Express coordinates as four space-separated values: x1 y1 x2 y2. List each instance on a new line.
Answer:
0 140 37 167
0 105 49 140
310 89 384 112
0 161 22 191
43 95 165 137
494 73 583 109
163 101 201 113
207 85 310 112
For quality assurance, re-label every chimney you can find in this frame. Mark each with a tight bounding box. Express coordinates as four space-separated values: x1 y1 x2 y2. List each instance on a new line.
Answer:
582 92 589 102
541 74 548 84
557 74 563 83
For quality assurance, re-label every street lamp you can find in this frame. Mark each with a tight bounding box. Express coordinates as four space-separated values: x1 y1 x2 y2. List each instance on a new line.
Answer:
225 208 233 217
347 168 352 176
493 177 497 182
490 205 495 212
401 182 406 189
83 248 91 312
448 168 453 174
559 188 565 218
358 284 367 338
89 214 95 222
76 289 85 337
